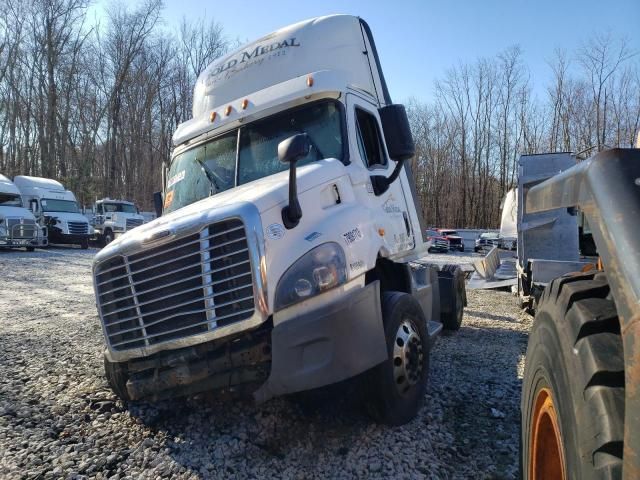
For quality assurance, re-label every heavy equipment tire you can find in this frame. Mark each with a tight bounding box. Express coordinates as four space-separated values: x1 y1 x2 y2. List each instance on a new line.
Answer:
104 357 131 401
521 272 624 480
439 264 466 331
365 291 430 426
80 237 89 250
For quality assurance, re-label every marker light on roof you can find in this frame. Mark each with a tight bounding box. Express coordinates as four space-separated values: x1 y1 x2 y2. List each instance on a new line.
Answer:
209 111 217 123
225 105 233 116
241 99 249 110
306 75 314 87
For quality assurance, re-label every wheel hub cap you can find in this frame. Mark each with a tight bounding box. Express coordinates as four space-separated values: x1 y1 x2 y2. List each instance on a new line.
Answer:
393 319 424 395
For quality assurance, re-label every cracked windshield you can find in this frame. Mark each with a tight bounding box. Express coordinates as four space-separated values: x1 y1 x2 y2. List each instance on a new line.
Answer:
163 101 343 213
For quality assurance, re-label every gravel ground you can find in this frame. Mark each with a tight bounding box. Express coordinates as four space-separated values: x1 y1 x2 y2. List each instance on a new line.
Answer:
0 247 532 479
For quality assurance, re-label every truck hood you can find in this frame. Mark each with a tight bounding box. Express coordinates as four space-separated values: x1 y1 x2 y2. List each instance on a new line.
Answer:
0 206 36 221
100 158 346 254
45 212 89 223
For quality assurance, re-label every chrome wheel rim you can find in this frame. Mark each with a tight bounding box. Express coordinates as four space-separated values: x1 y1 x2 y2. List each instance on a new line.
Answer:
392 319 424 395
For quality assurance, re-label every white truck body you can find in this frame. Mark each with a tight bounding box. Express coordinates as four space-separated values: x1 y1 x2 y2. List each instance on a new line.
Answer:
14 176 90 248
92 16 463 417
90 198 145 246
0 174 47 249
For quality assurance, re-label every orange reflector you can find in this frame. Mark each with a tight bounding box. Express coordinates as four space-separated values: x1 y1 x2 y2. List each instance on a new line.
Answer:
225 105 232 116
241 99 249 110
209 111 217 122
378 228 385 236
307 75 314 87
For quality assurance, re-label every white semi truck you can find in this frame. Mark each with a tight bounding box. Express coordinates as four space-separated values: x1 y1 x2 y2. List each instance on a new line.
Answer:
92 15 466 425
0 174 48 250
90 198 145 246
14 176 91 249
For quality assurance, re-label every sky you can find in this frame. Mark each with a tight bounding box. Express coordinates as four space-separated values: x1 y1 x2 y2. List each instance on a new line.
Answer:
90 0 640 104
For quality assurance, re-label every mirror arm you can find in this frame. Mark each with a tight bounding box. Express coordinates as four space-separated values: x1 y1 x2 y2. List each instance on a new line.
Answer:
282 159 302 229
371 158 405 196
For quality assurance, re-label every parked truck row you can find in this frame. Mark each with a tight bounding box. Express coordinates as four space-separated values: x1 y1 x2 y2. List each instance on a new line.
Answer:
0 175 147 251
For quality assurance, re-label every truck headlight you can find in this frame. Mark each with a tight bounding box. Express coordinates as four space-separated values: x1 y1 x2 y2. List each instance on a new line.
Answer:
274 242 347 311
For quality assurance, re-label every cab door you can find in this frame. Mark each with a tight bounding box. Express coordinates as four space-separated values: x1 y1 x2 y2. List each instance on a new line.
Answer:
346 93 415 255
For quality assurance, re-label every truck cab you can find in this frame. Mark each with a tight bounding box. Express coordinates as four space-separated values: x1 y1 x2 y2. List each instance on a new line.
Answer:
0 174 47 251
93 15 466 425
14 176 90 249
90 198 145 246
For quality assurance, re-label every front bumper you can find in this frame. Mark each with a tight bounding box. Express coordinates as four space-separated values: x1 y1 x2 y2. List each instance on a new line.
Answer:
0 237 46 248
253 280 387 403
49 230 89 244
116 280 388 402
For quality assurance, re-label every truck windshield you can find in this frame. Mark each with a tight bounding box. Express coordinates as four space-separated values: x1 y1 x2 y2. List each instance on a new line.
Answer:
103 203 137 213
164 100 344 213
42 199 79 213
0 193 22 207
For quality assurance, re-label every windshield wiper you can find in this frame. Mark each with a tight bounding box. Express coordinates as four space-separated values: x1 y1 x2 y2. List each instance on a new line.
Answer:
195 158 221 194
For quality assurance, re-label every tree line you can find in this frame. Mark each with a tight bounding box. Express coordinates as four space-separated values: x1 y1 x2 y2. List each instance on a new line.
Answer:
0 0 229 208
0 1 638 225
407 38 638 228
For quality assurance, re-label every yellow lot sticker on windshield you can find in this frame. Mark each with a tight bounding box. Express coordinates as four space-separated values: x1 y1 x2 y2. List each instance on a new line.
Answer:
164 190 174 208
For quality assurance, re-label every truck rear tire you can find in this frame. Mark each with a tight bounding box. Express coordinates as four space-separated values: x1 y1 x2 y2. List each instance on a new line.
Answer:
365 291 430 426
521 272 624 480
439 264 466 331
104 358 131 402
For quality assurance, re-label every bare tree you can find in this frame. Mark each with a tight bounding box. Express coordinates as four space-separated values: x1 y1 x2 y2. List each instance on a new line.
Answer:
578 31 636 151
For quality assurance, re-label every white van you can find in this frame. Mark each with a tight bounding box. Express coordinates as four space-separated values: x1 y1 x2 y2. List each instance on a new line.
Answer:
0 174 47 250
14 176 90 249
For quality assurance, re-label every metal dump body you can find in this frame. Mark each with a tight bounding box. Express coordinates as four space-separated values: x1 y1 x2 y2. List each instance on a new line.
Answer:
517 153 580 275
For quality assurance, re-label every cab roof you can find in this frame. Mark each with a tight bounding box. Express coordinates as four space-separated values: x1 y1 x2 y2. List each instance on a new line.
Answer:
191 15 388 120
0 174 20 195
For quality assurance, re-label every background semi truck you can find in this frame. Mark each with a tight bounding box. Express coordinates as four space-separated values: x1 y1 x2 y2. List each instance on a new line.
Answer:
14 176 91 249
92 14 466 425
0 174 47 250
520 148 639 479
89 198 145 246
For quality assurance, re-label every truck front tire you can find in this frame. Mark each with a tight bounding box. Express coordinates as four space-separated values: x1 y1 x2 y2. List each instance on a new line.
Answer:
365 291 430 426
104 358 131 402
80 237 89 249
102 230 114 247
521 272 624 480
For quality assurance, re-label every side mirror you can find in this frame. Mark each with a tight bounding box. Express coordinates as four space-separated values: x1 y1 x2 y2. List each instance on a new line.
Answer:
29 199 38 213
153 191 163 218
371 104 415 196
278 133 310 164
379 104 415 162
277 133 309 229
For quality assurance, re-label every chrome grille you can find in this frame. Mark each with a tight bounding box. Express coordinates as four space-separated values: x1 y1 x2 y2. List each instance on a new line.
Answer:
68 221 88 235
95 218 255 351
7 218 37 239
126 218 144 230
433 239 449 249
